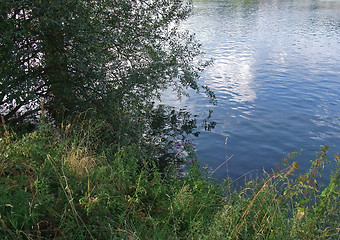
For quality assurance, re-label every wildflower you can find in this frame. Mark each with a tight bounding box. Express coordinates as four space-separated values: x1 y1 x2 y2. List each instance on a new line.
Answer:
189 159 195 163
297 207 305 220
292 162 299 169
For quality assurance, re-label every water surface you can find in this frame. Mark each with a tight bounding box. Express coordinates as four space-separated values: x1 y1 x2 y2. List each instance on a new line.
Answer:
166 0 340 183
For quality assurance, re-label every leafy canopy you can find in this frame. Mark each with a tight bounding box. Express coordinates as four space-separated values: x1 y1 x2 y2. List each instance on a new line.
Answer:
1 0 211 126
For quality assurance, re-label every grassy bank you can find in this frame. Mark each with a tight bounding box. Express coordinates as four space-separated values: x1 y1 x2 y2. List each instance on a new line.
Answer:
0 122 339 239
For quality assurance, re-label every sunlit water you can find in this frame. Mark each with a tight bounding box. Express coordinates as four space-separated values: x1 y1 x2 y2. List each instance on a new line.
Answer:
163 0 340 184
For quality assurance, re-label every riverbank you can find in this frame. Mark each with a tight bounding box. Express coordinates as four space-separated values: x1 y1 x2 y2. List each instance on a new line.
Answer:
1 121 339 239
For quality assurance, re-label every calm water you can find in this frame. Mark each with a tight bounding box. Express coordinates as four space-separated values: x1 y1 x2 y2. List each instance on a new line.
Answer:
165 0 340 183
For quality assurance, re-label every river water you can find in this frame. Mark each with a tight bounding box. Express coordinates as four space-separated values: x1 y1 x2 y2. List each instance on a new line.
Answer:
165 0 340 183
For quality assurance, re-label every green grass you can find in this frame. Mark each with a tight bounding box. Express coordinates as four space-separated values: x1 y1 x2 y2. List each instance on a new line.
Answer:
0 122 339 239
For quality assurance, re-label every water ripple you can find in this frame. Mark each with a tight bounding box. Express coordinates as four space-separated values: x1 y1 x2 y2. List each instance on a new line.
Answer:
180 0 340 183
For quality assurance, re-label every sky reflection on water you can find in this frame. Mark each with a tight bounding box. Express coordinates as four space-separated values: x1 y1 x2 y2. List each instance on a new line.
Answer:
163 0 340 183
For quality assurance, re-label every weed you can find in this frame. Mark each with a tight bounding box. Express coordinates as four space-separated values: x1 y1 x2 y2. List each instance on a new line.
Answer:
0 122 339 239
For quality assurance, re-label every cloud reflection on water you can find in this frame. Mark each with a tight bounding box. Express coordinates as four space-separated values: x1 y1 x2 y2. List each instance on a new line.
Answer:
206 52 257 103
178 0 340 183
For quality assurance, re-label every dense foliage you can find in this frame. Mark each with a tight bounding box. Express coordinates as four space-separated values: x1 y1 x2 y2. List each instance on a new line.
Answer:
1 0 217 165
1 0 212 125
0 123 339 239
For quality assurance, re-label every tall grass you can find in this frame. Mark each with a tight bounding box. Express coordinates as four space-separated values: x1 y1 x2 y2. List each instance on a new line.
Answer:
0 121 339 239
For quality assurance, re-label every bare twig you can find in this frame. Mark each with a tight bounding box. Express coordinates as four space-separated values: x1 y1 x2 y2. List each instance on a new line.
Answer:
209 155 233 177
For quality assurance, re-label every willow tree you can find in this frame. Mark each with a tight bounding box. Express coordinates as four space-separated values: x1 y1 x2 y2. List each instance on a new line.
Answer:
1 0 211 132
